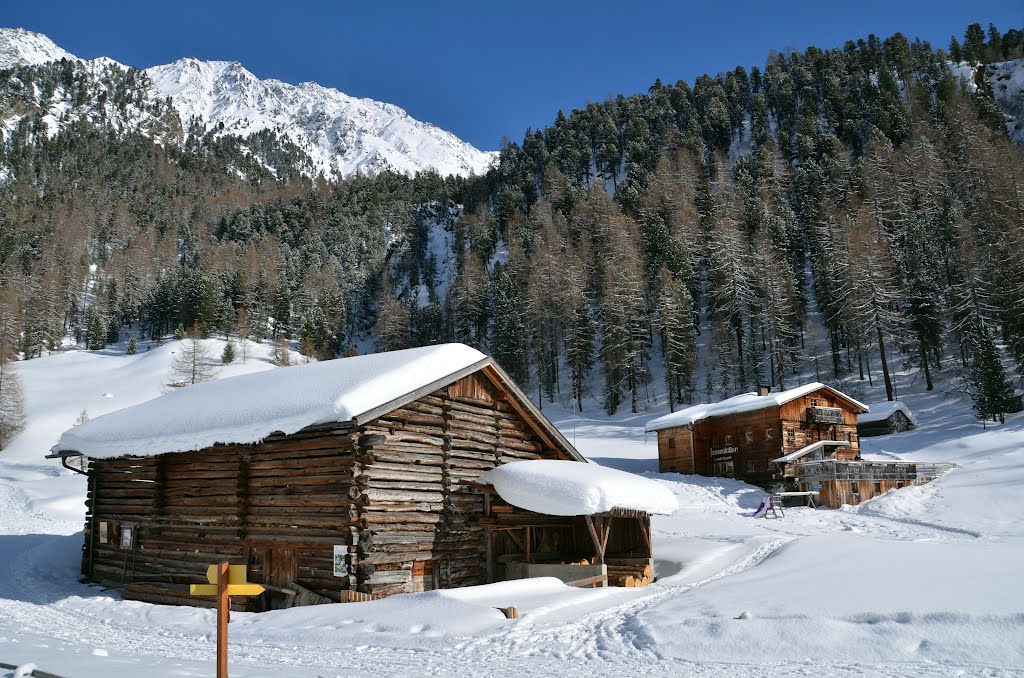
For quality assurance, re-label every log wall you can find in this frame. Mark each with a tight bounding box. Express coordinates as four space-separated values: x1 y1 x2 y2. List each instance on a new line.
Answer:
84 425 358 610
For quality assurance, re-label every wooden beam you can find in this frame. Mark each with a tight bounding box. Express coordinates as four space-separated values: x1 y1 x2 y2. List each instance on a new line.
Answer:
584 515 605 565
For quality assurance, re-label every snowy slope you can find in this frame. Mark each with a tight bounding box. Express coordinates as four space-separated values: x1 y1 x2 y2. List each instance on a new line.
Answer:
0 27 496 178
988 57 1024 145
1 342 1023 676
946 58 1024 144
0 28 73 68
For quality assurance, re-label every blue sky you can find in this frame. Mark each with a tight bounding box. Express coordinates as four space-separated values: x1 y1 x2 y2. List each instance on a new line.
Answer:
4 1 1022 150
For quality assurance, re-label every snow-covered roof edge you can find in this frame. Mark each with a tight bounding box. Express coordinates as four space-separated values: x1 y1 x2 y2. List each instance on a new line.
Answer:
645 382 869 432
50 344 585 464
477 460 678 516
858 401 918 425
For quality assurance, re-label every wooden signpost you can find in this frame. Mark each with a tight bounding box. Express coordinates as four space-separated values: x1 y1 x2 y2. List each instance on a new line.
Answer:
190 562 265 678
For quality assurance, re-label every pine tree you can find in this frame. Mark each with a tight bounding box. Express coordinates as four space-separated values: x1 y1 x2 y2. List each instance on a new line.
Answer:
657 269 696 411
222 340 236 364
126 336 137 355
967 319 1015 424
490 269 528 385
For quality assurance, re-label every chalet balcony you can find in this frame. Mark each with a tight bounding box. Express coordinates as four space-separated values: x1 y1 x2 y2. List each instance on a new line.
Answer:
806 406 844 425
794 460 956 484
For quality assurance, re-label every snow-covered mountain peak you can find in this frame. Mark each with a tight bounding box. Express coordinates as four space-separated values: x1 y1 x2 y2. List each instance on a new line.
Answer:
144 55 496 177
0 27 496 178
0 27 76 68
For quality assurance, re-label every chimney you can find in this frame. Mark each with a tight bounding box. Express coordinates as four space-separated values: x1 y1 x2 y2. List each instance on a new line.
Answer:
756 384 771 397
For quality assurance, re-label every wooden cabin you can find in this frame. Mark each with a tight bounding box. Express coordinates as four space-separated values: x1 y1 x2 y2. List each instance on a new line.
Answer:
646 383 868 487
857 401 917 437
49 344 664 611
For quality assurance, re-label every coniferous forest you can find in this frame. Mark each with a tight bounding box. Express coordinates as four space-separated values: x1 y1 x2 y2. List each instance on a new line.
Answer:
1 23 1023 422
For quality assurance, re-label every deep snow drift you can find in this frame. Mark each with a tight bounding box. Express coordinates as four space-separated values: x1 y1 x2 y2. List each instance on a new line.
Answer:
1 340 1023 677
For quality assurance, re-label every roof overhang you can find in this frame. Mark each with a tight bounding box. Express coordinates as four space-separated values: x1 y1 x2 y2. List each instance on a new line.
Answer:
772 439 851 464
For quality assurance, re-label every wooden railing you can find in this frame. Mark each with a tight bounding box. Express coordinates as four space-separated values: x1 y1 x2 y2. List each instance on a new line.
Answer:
794 460 956 483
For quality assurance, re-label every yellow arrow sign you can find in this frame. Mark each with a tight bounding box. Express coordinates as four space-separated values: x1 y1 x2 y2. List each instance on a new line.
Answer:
190 583 266 597
206 564 251 585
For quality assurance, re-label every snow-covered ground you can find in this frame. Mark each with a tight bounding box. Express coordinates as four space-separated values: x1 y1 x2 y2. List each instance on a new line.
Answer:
1 342 1023 677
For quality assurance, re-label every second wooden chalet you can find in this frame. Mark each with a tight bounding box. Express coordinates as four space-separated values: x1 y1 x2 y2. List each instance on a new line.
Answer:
646 382 869 488
48 343 674 611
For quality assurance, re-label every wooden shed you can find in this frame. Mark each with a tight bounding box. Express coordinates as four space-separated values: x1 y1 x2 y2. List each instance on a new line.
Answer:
49 344 665 610
857 401 917 437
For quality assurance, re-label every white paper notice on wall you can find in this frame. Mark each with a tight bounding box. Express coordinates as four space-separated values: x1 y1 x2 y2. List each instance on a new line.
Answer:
120 525 133 549
333 545 348 577
99 521 108 544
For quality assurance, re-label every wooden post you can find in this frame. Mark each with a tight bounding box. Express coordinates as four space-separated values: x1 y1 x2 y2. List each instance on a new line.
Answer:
217 560 229 678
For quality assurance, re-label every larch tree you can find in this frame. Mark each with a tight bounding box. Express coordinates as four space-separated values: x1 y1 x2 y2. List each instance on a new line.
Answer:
167 329 219 388
0 286 25 450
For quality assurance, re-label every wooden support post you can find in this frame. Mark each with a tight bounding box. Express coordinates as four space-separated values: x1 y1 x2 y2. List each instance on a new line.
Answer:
217 560 229 678
485 529 495 584
584 515 605 565
637 517 652 555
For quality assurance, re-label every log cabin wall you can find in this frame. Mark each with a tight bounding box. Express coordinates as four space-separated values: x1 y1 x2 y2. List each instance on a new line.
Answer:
813 478 908 508
777 392 860 460
84 424 357 610
350 370 576 597
657 428 695 473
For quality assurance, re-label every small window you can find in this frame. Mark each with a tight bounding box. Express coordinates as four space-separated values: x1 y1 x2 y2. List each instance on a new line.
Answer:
765 428 774 440
851 482 860 496
744 430 753 444
786 428 796 444
874 482 882 496
668 438 676 449
725 434 733 446
747 460 756 472
810 399 818 407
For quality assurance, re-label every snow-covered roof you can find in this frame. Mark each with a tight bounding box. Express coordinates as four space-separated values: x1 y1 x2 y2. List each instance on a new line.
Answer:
858 401 917 425
53 344 496 460
772 440 851 464
476 460 678 516
645 382 869 432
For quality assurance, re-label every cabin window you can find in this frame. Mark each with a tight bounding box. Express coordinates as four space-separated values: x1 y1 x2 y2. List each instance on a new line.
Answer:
851 482 860 496
747 460 756 472
668 438 676 449
874 482 882 496
810 399 818 407
713 461 734 476
786 428 796 445
745 430 753 444
765 428 774 440
725 434 733 446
